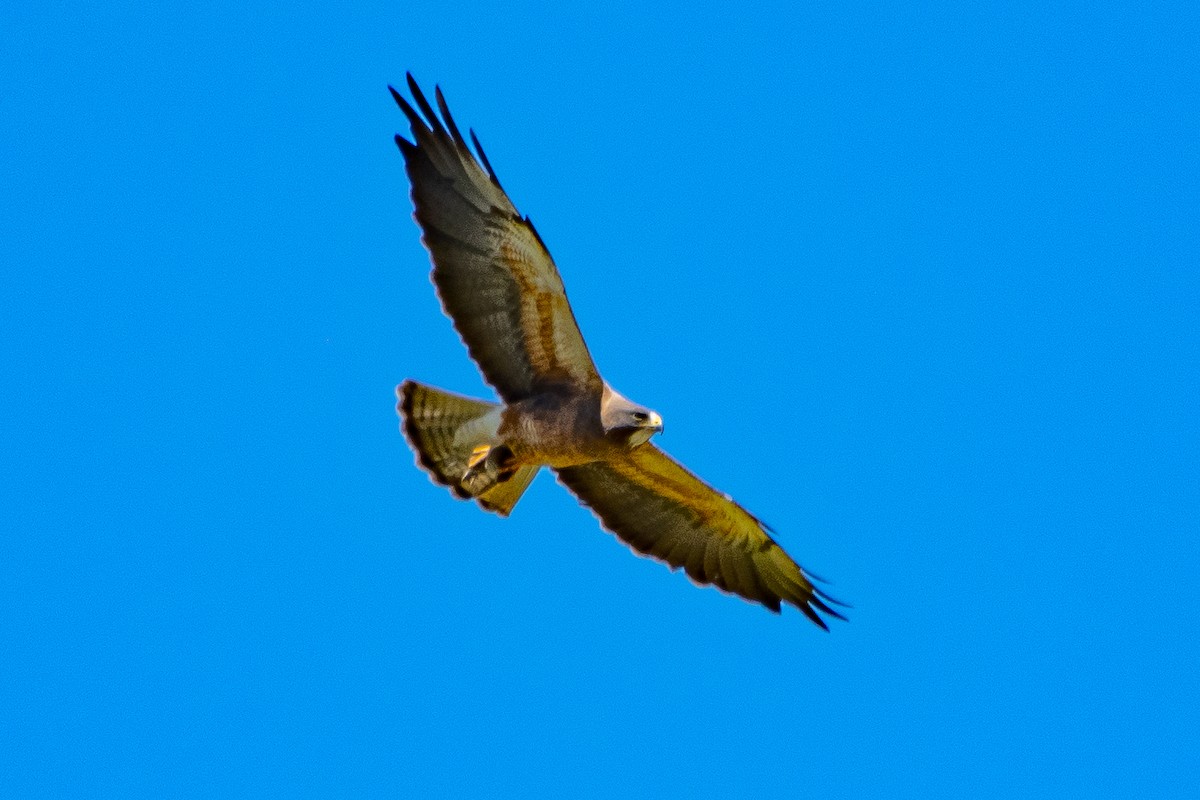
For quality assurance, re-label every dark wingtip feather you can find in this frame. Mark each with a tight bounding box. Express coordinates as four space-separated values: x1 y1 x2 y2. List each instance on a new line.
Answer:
799 602 832 631
394 133 416 153
435 86 470 152
781 553 850 626
809 577 851 609
801 572 850 625
469 128 504 190
392 77 507 193
389 85 425 132
801 566 833 584
809 594 850 622
406 73 446 135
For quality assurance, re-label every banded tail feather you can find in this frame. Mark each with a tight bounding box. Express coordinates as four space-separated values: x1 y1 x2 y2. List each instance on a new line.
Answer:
396 379 538 516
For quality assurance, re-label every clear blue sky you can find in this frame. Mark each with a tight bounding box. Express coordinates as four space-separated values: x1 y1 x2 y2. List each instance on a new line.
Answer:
3 2 1197 797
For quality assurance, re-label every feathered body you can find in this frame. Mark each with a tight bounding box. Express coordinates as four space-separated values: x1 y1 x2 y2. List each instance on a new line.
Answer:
391 75 846 627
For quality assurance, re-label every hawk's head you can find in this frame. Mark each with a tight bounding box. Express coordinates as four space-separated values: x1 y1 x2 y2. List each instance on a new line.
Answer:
601 384 663 447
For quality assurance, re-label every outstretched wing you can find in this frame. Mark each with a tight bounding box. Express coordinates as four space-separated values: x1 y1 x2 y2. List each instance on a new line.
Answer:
391 75 601 402
556 445 846 627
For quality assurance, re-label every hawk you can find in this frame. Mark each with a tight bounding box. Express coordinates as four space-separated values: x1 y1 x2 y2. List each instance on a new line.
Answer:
391 75 845 627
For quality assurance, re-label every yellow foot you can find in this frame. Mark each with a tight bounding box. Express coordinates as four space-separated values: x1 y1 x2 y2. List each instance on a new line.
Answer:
466 444 491 470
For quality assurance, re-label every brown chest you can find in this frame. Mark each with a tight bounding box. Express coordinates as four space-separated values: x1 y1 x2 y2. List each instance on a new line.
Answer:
498 395 611 468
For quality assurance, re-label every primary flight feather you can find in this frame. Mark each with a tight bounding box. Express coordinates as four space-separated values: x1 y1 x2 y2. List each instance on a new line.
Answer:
391 75 845 627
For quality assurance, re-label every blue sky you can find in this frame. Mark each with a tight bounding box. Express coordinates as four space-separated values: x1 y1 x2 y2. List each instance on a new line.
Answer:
3 1 1198 797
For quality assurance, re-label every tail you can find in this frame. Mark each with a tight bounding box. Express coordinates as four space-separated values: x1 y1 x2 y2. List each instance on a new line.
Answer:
396 379 538 517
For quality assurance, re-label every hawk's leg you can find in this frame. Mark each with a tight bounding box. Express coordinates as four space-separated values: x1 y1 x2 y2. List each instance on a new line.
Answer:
466 444 491 470
460 444 518 496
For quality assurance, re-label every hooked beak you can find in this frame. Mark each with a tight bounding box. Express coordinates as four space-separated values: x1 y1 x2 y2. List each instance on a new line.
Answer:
647 411 664 435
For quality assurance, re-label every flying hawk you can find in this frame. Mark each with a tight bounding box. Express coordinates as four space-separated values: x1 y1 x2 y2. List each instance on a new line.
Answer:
391 75 845 627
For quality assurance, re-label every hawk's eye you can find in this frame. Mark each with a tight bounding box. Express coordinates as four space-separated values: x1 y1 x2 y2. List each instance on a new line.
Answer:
631 412 648 423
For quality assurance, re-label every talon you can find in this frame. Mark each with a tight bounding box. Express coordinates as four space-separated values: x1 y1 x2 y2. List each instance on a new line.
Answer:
466 444 491 470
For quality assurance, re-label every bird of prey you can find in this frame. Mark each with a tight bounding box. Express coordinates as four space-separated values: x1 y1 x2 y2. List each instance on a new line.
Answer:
390 75 845 627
